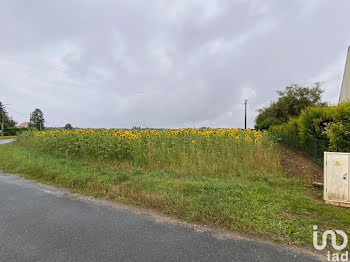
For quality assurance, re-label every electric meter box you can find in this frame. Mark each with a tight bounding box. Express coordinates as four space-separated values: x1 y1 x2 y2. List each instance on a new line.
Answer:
324 152 350 207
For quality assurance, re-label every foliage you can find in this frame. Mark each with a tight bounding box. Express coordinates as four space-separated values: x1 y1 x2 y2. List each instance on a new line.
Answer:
64 123 73 130
0 101 17 135
297 106 331 153
270 102 350 155
18 128 275 176
323 102 350 152
30 108 45 130
3 127 20 136
255 83 324 130
3 127 29 136
270 118 300 148
325 122 350 152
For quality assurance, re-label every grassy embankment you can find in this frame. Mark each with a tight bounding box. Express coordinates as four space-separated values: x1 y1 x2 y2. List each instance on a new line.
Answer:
0 129 349 250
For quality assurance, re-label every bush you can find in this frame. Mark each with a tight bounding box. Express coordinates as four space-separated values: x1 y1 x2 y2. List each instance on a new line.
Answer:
3 127 28 136
269 102 350 157
298 106 332 154
270 118 300 148
325 122 350 152
323 102 350 152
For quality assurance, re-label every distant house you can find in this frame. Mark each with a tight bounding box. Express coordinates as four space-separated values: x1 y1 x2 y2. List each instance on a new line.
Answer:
17 122 30 128
339 46 350 102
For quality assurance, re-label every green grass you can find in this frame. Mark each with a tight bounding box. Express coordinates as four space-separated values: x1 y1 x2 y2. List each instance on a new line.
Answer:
0 136 16 139
0 142 349 250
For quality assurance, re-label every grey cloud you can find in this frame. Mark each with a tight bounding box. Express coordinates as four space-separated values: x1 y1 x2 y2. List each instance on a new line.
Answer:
1 0 350 128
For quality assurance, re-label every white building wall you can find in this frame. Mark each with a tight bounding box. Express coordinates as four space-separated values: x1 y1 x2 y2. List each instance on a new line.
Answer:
339 47 350 102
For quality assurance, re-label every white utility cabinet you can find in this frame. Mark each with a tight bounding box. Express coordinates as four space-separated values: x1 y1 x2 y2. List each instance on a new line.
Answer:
324 152 350 207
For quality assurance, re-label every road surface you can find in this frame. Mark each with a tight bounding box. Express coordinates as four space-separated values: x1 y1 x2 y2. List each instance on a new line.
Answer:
0 138 15 145
0 171 321 262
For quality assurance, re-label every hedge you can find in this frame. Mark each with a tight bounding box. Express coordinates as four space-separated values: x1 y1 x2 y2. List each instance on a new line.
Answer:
2 127 28 136
269 102 350 161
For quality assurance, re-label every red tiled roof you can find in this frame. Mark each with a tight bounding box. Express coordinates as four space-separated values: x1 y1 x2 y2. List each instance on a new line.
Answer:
17 122 30 128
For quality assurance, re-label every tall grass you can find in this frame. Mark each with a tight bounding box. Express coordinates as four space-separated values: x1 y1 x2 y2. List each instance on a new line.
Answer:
18 128 280 177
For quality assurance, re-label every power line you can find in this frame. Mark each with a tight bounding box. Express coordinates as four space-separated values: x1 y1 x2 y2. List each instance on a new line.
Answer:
6 106 28 116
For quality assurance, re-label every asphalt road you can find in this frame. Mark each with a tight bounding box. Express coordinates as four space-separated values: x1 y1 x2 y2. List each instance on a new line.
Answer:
0 171 321 262
0 138 15 145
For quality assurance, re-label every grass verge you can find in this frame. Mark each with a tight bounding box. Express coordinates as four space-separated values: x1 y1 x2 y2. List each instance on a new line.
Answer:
0 142 349 250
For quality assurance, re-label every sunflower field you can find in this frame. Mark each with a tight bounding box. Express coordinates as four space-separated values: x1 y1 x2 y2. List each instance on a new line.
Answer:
18 128 278 176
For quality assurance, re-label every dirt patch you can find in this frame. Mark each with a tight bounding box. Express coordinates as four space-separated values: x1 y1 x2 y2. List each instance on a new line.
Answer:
279 146 323 184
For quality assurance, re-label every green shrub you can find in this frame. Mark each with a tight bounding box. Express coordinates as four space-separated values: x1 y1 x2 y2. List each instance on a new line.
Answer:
325 122 350 152
269 102 350 156
270 118 300 148
3 127 28 136
298 106 331 153
323 102 350 152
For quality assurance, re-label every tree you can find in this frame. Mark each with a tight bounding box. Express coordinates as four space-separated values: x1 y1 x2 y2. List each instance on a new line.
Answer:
0 101 16 136
30 109 45 131
64 123 73 130
255 83 324 130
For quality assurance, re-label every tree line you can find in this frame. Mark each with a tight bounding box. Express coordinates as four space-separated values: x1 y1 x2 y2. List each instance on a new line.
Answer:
0 103 73 136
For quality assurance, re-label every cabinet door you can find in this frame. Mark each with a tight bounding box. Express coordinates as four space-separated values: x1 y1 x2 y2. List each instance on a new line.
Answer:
325 154 349 202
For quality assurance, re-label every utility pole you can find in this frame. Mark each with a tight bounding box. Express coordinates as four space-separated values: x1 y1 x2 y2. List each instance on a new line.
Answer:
244 100 248 130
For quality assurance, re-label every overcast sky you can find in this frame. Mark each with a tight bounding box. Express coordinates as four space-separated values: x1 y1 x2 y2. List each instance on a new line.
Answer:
1 0 350 128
